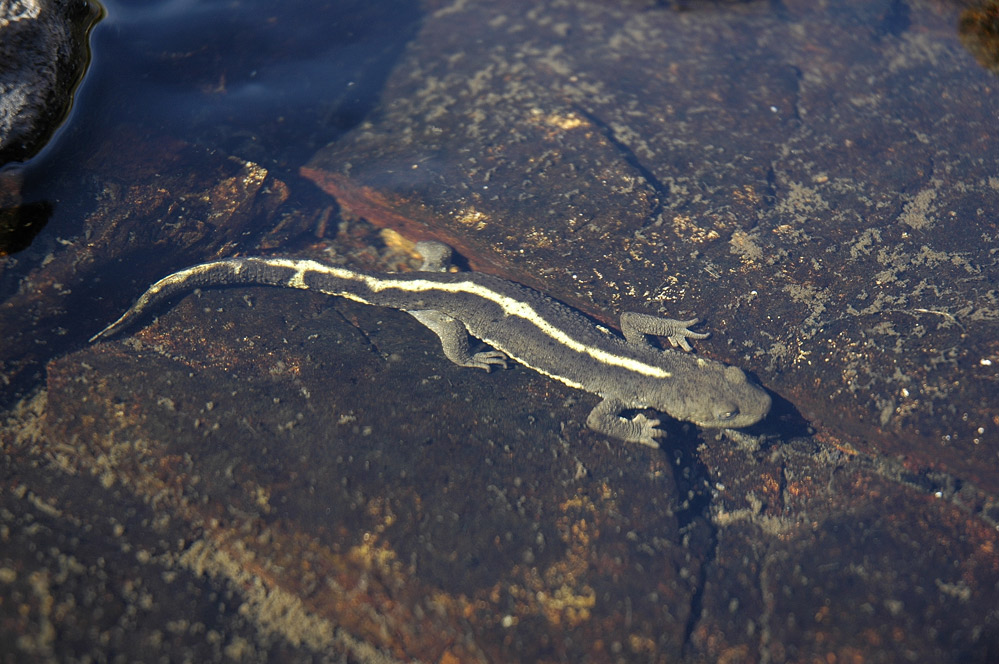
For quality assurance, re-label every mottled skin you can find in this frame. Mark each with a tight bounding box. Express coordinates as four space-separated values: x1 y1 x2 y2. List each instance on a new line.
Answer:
92 242 771 446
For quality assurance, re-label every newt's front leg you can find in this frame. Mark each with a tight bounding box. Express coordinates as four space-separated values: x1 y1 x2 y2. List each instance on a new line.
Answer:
586 397 665 448
620 312 708 352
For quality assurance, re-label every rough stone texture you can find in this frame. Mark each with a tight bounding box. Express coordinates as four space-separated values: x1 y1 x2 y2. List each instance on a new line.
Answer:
0 0 98 165
5 280 713 662
2 261 995 661
303 0 999 498
1 0 999 661
959 0 999 73
0 431 335 663
692 434 999 662
0 130 324 405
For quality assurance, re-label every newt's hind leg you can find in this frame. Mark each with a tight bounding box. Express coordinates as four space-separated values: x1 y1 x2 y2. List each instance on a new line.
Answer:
408 243 506 370
620 311 708 352
407 309 508 371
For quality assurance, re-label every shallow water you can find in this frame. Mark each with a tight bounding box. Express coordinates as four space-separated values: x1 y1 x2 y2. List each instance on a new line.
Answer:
3 0 999 661
13 0 418 245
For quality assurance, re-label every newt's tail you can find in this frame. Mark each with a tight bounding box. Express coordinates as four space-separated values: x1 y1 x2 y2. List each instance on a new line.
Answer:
89 257 334 342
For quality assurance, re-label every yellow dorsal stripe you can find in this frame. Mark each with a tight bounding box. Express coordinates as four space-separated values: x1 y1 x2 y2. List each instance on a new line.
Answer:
257 258 672 380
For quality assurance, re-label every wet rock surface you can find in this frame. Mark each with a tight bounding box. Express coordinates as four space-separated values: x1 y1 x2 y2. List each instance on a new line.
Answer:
5 257 998 660
0 0 99 165
0 132 316 404
2 0 999 661
9 283 711 661
304 0 999 496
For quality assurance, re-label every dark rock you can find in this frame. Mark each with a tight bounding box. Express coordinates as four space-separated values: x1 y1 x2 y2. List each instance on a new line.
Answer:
0 406 332 662
303 0 999 496
0 0 100 165
294 0 999 658
693 434 999 662
5 271 996 661
960 0 999 73
18 282 711 662
0 133 305 406
2 0 998 660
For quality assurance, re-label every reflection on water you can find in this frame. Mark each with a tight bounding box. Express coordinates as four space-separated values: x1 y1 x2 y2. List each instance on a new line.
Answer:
82 0 420 168
0 0 423 412
11 0 420 253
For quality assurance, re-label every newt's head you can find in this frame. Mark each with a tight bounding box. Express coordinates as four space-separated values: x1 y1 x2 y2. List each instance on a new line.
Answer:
663 359 771 429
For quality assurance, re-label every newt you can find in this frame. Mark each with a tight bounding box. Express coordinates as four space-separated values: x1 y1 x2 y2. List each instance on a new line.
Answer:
91 241 770 446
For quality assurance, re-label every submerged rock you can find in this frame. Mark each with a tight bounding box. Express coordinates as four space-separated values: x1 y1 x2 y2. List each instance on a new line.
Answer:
295 0 999 658
304 0 999 496
0 0 99 165
2 0 998 660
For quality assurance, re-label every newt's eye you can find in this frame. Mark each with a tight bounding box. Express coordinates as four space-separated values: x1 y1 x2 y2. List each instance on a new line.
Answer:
717 409 738 421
